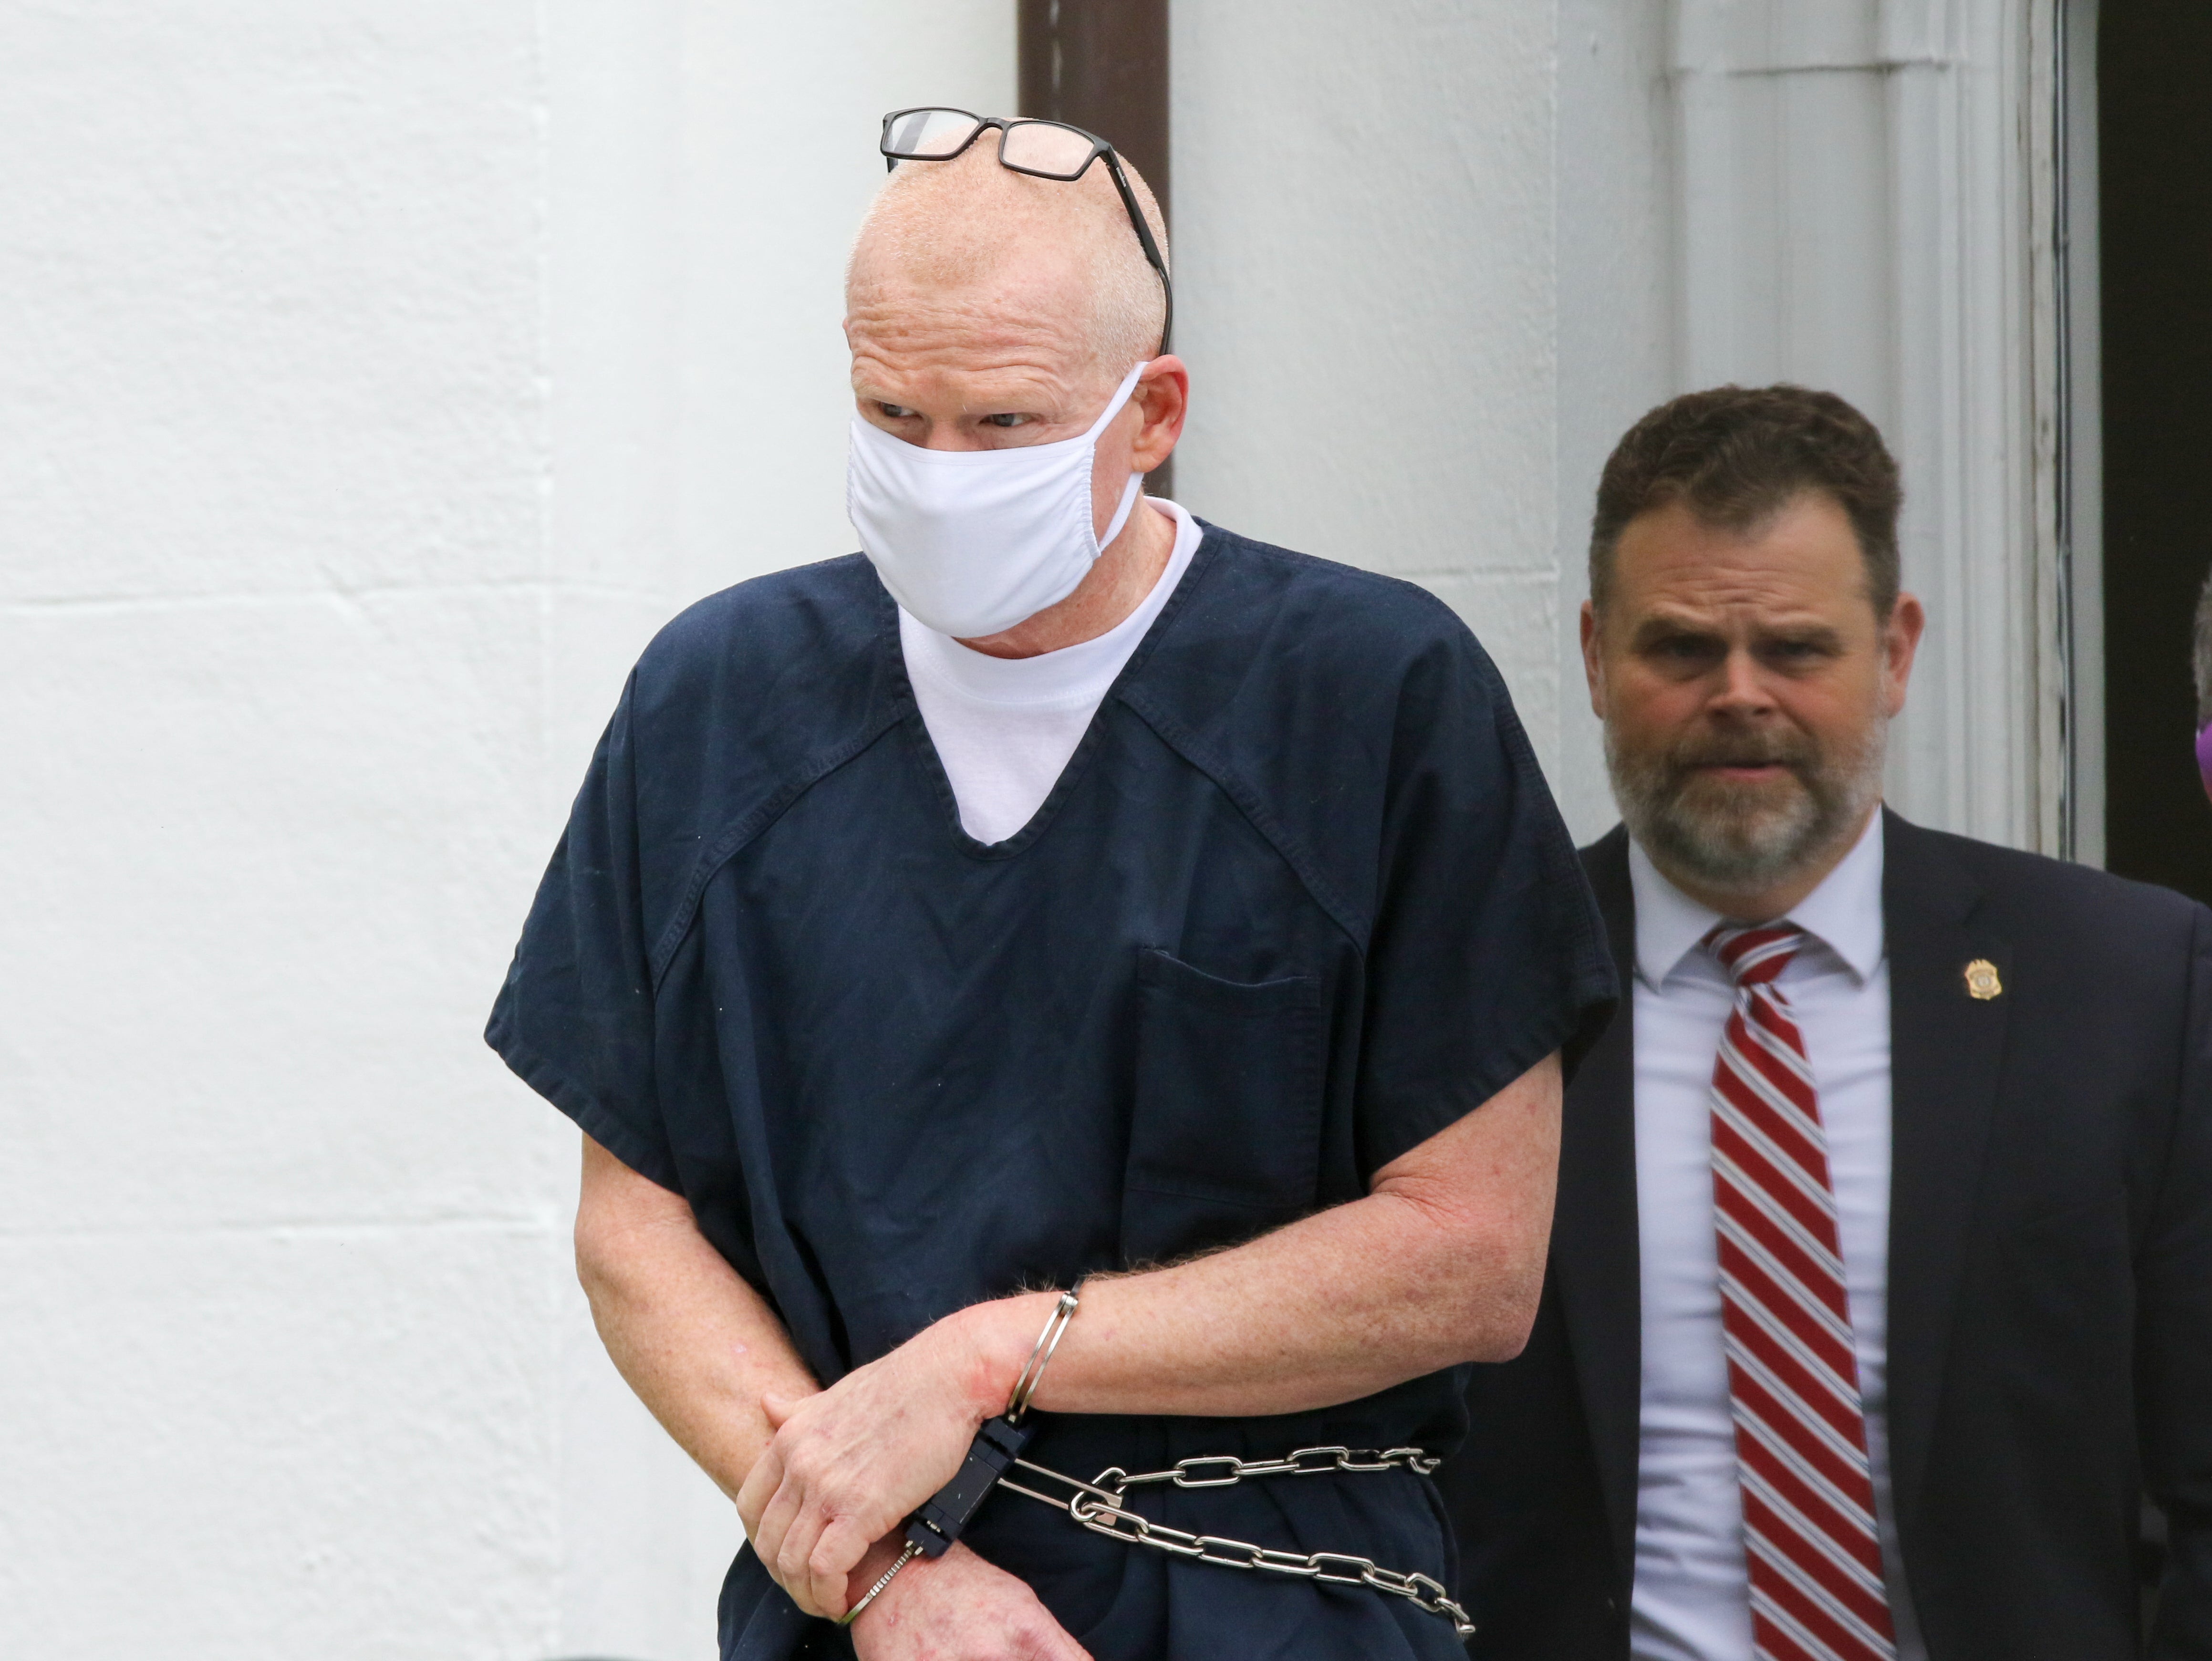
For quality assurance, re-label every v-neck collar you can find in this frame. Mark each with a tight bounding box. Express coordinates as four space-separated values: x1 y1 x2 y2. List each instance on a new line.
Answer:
875 519 1223 859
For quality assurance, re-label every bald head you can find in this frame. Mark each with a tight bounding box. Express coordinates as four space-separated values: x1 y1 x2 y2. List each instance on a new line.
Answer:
847 138 1168 387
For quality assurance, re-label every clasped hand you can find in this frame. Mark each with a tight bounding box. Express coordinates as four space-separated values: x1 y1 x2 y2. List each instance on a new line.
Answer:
737 1295 1090 1656
736 1302 1025 1620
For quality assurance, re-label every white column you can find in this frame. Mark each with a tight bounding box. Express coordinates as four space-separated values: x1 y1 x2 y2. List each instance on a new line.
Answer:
1666 0 2069 850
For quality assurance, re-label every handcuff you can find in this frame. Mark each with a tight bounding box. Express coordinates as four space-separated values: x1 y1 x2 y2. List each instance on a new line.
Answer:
838 1285 1475 1640
836 1289 1080 1627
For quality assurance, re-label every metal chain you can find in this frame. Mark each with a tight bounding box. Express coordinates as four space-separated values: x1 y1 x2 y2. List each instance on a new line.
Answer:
995 1445 1476 1640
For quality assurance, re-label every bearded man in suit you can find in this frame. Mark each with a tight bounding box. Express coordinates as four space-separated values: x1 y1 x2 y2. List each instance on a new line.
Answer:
1438 384 2212 1661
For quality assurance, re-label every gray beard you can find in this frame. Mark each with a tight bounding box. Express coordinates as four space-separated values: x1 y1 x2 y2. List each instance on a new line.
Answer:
1605 713 1887 899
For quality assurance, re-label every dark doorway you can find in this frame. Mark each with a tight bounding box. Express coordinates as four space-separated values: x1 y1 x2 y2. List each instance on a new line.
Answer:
2100 3 2212 903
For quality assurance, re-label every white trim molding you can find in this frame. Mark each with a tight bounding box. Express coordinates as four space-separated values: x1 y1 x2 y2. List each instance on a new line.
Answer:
1668 0 2084 854
2053 0 2104 866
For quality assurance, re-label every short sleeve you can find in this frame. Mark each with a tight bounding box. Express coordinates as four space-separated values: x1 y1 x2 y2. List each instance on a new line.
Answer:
1354 627 1618 1175
485 674 682 1192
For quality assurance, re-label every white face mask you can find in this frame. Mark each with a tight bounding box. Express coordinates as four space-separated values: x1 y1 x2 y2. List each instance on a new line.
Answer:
847 360 1149 639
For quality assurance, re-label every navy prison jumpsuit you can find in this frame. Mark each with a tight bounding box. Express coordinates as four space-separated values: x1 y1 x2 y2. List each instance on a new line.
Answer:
488 522 1617 1660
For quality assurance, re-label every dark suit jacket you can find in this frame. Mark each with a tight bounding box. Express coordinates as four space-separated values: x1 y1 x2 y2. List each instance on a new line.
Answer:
1437 810 2212 1661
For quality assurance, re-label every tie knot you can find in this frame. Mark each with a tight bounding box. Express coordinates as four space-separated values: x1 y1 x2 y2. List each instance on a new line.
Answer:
1705 922 1804 987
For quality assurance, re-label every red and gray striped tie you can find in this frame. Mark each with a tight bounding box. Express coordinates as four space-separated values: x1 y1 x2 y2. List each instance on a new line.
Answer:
1706 924 1897 1661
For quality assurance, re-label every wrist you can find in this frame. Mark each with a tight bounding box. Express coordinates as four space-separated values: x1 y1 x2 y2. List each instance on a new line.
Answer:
860 1533 962 1624
941 1291 1058 1423
850 1532 909 1584
841 1532 922 1628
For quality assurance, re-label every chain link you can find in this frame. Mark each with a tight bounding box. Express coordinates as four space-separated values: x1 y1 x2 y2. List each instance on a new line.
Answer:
1098 1443 1441 1490
995 1445 1475 1640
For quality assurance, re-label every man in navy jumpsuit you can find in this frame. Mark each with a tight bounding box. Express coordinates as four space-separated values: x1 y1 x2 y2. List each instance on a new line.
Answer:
489 122 1614 1661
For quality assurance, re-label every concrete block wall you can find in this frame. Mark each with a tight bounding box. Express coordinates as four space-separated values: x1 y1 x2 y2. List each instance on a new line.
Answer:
0 6 568 1658
0 4 1009 1658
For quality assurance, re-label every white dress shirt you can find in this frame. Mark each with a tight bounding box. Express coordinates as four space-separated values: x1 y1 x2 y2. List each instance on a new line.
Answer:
1627 812 1927 1661
899 498 1201 845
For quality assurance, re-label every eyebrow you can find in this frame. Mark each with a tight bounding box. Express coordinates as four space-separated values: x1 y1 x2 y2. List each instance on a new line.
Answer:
1627 615 1848 651
1627 616 1723 648
849 381 1064 417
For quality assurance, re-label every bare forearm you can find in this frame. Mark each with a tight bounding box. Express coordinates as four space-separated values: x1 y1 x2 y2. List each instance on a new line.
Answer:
941 1053 1563 1424
1038 1193 1532 1417
575 1135 818 1497
735 1058 1558 1622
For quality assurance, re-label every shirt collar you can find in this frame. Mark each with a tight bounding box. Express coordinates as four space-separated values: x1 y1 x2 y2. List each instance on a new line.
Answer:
1628 808 1887 988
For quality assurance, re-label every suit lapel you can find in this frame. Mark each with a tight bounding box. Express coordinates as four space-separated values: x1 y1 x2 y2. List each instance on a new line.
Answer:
1555 826 1644 1588
1558 814 2011 1594
1881 810 2011 1538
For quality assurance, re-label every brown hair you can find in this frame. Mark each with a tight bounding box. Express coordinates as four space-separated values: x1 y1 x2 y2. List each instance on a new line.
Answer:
1589 384 1903 616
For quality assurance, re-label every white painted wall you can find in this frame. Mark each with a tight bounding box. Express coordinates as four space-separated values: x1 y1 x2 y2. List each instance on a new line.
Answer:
1 9 563 1661
1552 0 1681 841
0 1 2064 1656
0 4 1008 1660
1173 0 1573 799
1166 1 1680 848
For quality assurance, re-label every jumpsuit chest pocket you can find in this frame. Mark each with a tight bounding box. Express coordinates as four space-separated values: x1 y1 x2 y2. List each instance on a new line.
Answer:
1121 946 1324 1266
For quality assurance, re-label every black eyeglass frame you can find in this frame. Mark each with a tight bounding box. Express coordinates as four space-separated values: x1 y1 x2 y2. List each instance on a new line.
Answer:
879 107 1174 356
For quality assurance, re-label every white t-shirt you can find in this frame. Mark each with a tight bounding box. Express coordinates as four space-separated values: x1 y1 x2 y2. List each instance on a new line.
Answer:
1626 811 1927 1661
898 498 1203 846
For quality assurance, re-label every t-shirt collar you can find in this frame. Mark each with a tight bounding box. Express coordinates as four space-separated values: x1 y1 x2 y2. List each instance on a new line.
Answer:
1628 807 1887 988
898 498 1200 708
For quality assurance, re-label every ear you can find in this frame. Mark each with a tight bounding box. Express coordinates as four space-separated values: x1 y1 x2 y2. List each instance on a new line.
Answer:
1881 592 1926 717
1130 356 1188 473
1580 600 1608 719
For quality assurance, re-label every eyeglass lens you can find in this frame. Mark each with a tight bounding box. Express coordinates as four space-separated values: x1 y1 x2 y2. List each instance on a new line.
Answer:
884 108 983 159
885 109 1101 182
998 122 1098 179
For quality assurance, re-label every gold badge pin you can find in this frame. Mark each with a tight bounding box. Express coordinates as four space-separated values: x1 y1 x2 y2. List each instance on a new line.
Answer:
1964 959 2003 1001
